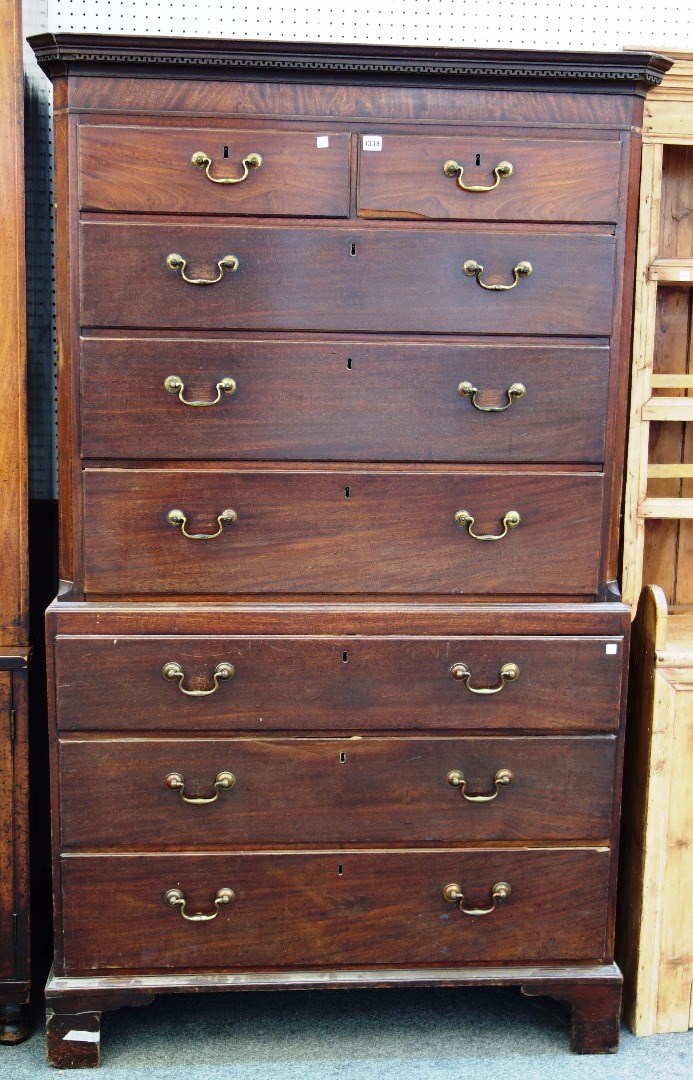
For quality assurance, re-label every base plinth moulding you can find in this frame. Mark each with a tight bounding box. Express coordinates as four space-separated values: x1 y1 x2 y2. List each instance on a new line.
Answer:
44 964 622 1067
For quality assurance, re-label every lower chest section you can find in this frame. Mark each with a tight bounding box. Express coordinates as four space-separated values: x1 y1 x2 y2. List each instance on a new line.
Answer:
50 603 626 975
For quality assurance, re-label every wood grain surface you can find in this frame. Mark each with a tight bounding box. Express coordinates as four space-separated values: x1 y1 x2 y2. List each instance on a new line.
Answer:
59 848 612 971
79 125 350 216
58 734 617 848
357 133 622 222
79 223 617 336
80 338 611 464
81 467 605 597
53 632 624 733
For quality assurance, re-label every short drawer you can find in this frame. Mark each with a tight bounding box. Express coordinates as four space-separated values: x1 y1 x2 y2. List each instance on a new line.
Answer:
82 467 605 597
78 125 351 217
53 634 624 733
80 223 617 336
80 339 611 464
59 735 617 848
357 133 622 222
59 849 611 972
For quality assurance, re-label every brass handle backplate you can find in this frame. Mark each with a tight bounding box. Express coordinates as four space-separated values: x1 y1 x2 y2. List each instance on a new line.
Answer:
454 509 520 541
447 768 514 802
191 150 263 185
443 159 513 193
457 381 526 412
450 662 520 694
166 252 239 286
164 887 235 922
167 508 237 540
165 770 236 804
162 661 235 697
463 259 532 291
165 375 237 408
443 881 511 916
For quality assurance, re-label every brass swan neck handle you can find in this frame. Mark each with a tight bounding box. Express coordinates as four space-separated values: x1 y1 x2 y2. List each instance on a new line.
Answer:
449 662 520 694
162 661 235 697
463 259 532 291
454 509 521 541
164 374 237 408
443 159 513 193
443 882 511 916
457 380 526 412
164 887 235 922
165 771 236 805
191 150 262 185
166 508 237 541
447 768 514 802
166 252 239 286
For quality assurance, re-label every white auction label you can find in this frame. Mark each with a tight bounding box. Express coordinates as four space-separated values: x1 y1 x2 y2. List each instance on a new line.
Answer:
362 135 383 151
316 135 329 148
679 269 693 281
605 643 618 655
64 1030 100 1044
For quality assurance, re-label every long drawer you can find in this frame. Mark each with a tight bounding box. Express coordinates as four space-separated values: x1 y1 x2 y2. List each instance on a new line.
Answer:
53 634 624 733
357 133 622 222
59 735 617 848
80 224 617 335
80 339 611 464
79 125 351 216
81 467 605 596
59 849 611 971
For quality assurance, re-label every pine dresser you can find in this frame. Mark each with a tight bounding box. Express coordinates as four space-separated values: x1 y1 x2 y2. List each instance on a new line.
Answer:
30 33 670 1067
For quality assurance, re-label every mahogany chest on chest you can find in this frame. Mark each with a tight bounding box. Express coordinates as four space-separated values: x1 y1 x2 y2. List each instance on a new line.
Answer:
30 32 670 1066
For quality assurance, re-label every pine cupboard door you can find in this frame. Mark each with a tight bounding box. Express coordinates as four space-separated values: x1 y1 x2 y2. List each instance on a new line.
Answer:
0 672 15 980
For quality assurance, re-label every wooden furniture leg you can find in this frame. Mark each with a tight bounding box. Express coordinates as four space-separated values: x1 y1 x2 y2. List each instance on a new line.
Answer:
522 978 622 1053
0 1003 30 1045
46 1010 102 1069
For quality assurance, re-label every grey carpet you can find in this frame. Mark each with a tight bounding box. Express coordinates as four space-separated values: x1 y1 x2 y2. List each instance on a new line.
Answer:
3 987 692 1078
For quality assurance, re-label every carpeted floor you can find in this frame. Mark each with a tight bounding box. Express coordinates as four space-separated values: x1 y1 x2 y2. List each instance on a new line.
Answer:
3 987 692 1078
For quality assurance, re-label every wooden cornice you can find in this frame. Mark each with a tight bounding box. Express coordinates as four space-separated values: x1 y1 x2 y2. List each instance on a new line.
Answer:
29 32 672 92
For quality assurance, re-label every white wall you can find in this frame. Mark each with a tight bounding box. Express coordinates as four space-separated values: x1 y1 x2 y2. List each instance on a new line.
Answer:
46 1 692 51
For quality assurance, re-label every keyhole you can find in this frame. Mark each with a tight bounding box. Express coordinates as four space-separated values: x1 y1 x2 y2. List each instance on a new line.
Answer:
344 487 350 499
223 145 229 158
339 752 346 763
346 358 353 370
338 864 344 875
350 242 356 256
342 651 349 663
475 154 481 166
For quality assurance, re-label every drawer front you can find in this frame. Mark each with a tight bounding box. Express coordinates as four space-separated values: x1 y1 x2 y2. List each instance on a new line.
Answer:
54 635 624 733
82 468 604 596
79 125 351 217
60 849 611 971
357 134 622 222
80 224 616 336
59 736 617 848
81 339 610 464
